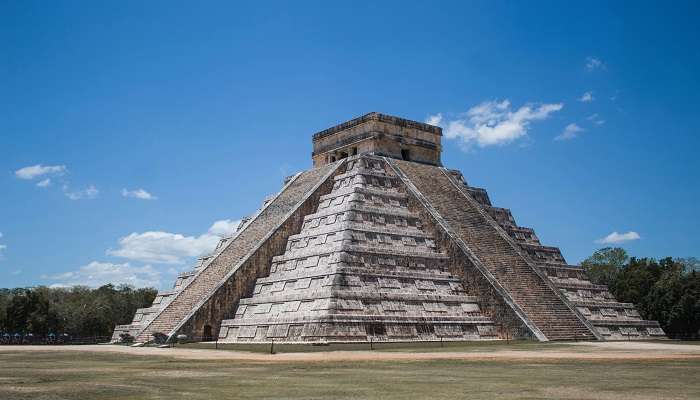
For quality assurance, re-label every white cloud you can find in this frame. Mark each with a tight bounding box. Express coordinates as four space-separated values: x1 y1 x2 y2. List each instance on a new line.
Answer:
0 233 5 255
122 188 157 200
596 231 641 244
107 219 241 264
426 113 443 126
36 178 51 188
64 185 99 200
426 100 563 149
15 164 67 180
208 219 242 236
579 91 594 102
555 123 584 141
587 113 605 126
107 232 216 264
42 261 161 288
585 57 605 71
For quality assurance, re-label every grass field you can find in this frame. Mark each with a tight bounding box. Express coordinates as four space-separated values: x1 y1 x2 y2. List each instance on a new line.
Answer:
1 342 699 399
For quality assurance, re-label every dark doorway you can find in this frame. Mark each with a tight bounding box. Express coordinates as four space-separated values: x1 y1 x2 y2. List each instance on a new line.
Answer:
365 323 386 336
401 149 410 161
202 325 213 342
416 324 434 335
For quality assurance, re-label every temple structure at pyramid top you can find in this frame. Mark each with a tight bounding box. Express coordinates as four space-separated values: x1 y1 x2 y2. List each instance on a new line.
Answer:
312 112 443 167
113 112 665 344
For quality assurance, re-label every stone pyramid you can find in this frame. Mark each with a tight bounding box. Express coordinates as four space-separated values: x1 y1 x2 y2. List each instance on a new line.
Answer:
113 112 665 343
218 156 496 342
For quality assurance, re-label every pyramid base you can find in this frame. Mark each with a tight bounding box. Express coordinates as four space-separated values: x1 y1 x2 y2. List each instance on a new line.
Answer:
218 319 504 343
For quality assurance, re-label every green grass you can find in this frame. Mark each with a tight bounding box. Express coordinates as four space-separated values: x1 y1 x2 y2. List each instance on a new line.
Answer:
1 348 699 399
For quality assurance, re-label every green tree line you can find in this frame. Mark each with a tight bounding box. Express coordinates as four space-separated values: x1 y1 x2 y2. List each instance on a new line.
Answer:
1 249 698 339
0 284 156 337
582 248 700 339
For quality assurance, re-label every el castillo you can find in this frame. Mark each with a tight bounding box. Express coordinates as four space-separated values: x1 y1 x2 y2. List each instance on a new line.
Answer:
3 2 700 397
112 112 665 345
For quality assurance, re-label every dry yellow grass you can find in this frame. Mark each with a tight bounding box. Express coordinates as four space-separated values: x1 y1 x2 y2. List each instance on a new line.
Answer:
1 341 698 399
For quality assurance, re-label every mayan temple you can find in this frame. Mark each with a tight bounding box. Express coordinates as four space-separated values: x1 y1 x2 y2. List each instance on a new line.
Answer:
112 112 665 344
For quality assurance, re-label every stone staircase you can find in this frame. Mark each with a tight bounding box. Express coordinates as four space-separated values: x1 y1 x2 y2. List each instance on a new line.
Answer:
133 162 340 342
390 159 595 341
443 171 665 340
112 255 214 342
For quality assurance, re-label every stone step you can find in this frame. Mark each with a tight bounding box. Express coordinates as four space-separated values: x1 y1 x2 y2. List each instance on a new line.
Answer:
288 222 431 242
304 203 416 222
319 186 409 202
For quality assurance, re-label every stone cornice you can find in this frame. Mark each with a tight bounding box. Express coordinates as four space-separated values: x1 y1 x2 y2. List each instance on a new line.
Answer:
312 112 442 141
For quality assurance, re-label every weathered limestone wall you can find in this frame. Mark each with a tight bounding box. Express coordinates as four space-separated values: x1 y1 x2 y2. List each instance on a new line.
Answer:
403 189 533 340
218 155 497 343
131 161 342 342
389 158 597 341
173 162 343 340
445 169 666 340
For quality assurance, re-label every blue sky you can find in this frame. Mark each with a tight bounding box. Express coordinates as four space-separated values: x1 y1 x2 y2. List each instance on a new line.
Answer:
1 1 698 289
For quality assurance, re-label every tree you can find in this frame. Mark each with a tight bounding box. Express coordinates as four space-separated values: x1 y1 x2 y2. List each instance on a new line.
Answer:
0 285 157 338
599 256 700 339
581 247 628 286
677 257 700 273
6 289 34 333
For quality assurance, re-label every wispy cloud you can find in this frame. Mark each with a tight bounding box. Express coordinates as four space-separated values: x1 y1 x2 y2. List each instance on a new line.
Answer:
40 219 241 288
107 219 241 264
426 100 563 149
587 113 606 126
42 261 161 288
579 91 594 102
0 232 6 257
596 231 641 244
555 123 584 141
63 185 99 200
426 114 443 126
585 56 605 71
122 188 157 200
208 219 242 236
15 164 67 180
15 164 102 201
